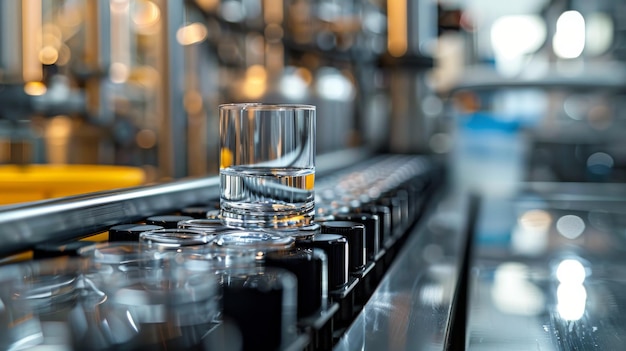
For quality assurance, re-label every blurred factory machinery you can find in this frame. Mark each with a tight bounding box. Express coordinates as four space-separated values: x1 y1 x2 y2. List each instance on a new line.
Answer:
2 0 626 187
0 0 445 183
3 2 626 350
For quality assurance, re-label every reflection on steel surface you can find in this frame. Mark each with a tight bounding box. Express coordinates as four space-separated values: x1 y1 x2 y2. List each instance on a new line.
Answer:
334 194 468 351
468 185 626 350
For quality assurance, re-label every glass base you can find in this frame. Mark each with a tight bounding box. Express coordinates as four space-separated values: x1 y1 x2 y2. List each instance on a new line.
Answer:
219 166 315 229
220 207 314 229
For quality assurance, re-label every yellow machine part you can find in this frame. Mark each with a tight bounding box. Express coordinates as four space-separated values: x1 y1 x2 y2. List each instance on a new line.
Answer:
0 164 145 205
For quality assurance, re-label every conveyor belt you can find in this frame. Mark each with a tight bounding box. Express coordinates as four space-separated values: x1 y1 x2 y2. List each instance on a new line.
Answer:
0 148 371 256
0 150 453 351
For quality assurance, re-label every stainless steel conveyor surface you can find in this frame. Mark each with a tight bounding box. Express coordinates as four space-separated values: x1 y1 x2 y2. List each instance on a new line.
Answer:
334 191 470 351
467 183 626 351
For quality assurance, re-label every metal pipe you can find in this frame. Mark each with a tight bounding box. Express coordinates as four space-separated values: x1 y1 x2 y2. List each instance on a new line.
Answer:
157 0 188 179
21 0 42 83
407 0 438 57
0 1 23 80
85 0 112 109
0 177 220 256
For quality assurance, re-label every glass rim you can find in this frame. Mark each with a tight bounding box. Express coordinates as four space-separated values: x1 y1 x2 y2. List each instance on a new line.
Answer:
218 103 315 111
139 228 213 247
213 230 295 248
177 219 233 234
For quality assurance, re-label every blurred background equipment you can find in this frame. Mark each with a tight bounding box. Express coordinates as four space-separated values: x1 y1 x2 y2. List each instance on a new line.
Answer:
445 0 626 191
0 0 442 189
2 1 626 350
2 0 626 193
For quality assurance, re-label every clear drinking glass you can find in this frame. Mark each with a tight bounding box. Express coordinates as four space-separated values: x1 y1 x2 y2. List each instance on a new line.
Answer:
219 103 316 228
